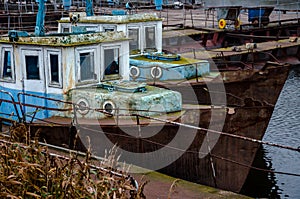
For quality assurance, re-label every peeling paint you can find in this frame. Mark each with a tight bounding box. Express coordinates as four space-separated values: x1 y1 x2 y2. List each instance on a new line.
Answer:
68 81 182 119
59 13 162 24
0 31 128 46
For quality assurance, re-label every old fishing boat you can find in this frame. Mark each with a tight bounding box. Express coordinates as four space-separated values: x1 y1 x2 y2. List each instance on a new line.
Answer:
58 11 292 106
0 1 291 193
0 26 271 193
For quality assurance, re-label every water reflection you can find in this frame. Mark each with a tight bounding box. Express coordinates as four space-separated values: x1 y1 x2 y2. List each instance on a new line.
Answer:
242 66 300 198
241 146 281 198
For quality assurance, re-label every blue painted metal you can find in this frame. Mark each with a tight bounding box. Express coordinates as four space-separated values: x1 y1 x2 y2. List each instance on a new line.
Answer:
98 81 147 93
248 8 265 21
108 0 115 6
155 0 163 10
63 0 71 10
0 90 22 122
86 0 94 16
112 9 127 16
247 7 274 23
71 26 87 33
125 2 133 9
144 52 181 61
129 58 210 81
35 0 46 36
8 30 29 42
0 85 63 122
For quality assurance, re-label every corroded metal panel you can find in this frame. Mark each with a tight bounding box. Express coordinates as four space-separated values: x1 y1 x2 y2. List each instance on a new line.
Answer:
68 82 182 119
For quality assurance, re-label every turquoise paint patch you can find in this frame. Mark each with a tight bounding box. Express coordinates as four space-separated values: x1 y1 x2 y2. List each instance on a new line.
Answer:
70 83 182 119
129 58 210 81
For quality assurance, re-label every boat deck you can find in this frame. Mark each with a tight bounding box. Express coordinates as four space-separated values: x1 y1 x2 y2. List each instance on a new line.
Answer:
162 28 218 39
181 37 300 61
28 103 222 127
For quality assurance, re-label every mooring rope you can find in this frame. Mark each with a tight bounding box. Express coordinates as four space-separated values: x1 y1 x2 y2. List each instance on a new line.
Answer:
76 125 300 178
21 110 300 153
135 114 300 153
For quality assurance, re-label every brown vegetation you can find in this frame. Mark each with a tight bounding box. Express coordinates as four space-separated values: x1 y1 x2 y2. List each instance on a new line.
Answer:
0 123 145 198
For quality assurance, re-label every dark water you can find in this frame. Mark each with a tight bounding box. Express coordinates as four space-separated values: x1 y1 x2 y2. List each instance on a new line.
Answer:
241 66 300 198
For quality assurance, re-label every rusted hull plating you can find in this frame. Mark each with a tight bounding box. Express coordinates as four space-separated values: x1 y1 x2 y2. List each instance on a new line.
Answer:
27 104 274 193
158 62 291 106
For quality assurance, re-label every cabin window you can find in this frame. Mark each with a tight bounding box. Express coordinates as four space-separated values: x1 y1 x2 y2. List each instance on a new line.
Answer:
50 54 59 83
25 55 40 80
0 48 14 81
145 26 156 50
85 26 99 32
79 52 95 81
128 28 140 53
62 27 70 33
104 48 119 79
47 50 62 88
103 25 116 32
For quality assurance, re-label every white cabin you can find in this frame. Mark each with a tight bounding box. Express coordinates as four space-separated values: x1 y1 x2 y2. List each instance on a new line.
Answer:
58 12 210 81
0 31 181 121
58 13 163 54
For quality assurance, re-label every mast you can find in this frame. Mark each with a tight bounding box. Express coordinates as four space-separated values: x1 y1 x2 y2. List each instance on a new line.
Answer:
35 0 46 36
86 0 94 16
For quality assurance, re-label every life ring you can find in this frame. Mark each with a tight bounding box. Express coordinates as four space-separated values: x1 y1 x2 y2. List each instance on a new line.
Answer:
150 66 163 79
129 66 140 79
102 100 116 116
76 98 90 115
218 19 226 29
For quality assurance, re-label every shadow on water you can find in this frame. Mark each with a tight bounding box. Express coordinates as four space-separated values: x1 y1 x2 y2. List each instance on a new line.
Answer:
241 145 281 198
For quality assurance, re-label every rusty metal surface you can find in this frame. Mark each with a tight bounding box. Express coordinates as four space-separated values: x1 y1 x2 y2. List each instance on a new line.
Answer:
162 28 214 39
29 105 274 193
182 37 300 60
153 61 290 106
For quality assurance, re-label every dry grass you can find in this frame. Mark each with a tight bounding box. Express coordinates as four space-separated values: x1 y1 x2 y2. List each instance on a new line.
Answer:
0 123 146 198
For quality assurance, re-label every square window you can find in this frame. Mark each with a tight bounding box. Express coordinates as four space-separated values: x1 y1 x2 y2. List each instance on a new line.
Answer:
62 27 70 33
25 55 40 80
103 26 116 32
50 54 59 83
80 52 95 81
104 48 119 78
129 28 140 53
2 50 12 80
47 50 62 88
145 26 156 49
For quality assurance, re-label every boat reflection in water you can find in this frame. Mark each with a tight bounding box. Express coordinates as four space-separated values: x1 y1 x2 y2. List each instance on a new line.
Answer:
241 67 300 198
241 146 280 198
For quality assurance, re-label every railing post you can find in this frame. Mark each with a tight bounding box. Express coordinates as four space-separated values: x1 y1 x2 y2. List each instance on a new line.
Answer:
116 107 119 126
72 103 78 126
195 63 199 83
193 48 196 59
30 107 39 123
135 114 141 134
